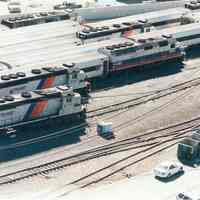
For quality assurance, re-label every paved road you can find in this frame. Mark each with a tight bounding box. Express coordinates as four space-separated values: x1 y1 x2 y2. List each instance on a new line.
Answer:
59 167 200 200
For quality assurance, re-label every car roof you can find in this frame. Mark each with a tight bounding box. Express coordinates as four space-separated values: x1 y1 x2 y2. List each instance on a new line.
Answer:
179 191 200 199
159 161 177 166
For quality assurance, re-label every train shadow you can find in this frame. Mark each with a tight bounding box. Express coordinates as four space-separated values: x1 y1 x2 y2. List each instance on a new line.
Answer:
92 61 184 91
0 120 87 162
185 45 200 60
155 171 185 183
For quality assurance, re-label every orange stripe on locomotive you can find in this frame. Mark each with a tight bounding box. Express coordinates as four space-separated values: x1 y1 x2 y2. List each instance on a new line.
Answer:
31 100 48 118
42 76 55 89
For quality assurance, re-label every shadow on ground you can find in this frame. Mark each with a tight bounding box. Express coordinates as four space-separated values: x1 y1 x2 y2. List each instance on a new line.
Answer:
92 61 184 91
186 45 200 60
0 119 87 162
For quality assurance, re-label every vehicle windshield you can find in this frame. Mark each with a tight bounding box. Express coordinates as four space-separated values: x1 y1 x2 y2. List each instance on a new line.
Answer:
159 164 169 170
178 193 192 200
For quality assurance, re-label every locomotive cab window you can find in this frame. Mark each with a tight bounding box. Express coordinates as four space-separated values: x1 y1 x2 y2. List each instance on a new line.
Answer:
79 33 86 39
170 43 176 48
72 72 77 79
66 94 72 102
146 28 151 32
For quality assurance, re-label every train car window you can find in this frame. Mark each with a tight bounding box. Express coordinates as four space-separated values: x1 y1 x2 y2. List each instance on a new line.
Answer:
144 45 153 50
84 65 101 73
74 103 81 107
71 72 77 79
146 28 151 32
113 49 122 56
178 33 200 42
66 96 72 102
159 40 168 47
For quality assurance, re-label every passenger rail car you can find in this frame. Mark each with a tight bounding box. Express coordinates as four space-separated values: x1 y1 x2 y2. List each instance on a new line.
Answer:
10 36 184 80
0 65 90 97
76 8 188 43
1 11 69 29
126 23 200 49
0 86 85 134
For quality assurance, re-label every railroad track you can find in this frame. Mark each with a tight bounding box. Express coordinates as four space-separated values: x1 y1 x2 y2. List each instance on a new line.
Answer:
1 76 199 157
76 137 184 190
87 76 200 118
0 116 199 186
0 75 200 187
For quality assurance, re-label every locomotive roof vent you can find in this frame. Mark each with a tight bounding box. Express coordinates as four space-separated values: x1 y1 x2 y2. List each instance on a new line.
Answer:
112 44 121 49
46 67 64 72
138 19 148 24
15 17 22 21
102 26 109 30
16 72 26 77
27 14 34 18
4 96 14 102
48 11 57 15
40 12 48 16
1 75 10 81
138 39 146 43
42 67 56 72
82 29 90 33
124 42 134 46
113 24 121 28
122 22 134 26
106 42 134 50
63 63 75 68
0 98 5 103
96 27 104 31
31 69 42 74
162 34 172 39
21 91 32 98
9 74 18 79
36 88 59 96
57 85 69 91
35 13 41 17
148 38 155 41
118 43 127 48
106 46 114 50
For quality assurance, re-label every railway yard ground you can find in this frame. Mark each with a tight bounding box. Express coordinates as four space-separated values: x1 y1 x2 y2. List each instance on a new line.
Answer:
1 0 200 199
0 48 200 199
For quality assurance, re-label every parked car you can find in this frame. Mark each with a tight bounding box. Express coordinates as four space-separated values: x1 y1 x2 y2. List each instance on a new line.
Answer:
154 161 183 178
177 192 200 200
8 1 21 13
